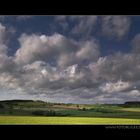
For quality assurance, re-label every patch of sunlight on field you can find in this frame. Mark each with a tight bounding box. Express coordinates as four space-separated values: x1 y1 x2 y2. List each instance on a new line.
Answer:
120 108 140 112
0 116 140 124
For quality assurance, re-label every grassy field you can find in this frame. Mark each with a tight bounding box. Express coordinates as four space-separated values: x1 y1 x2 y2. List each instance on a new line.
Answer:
1 100 140 124
1 116 140 124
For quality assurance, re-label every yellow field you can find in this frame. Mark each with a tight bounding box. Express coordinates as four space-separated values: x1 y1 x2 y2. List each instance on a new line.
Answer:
120 108 140 112
0 116 140 125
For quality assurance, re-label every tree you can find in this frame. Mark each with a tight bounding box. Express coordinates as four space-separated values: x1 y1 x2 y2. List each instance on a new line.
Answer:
76 105 80 109
82 108 86 111
0 104 4 109
9 110 13 115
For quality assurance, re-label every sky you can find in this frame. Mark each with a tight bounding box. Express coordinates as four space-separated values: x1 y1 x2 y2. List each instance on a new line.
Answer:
1 15 140 104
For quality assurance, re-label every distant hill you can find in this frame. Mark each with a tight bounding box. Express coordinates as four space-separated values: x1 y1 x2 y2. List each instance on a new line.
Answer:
0 99 45 103
0 99 47 108
124 101 140 105
1 99 140 106
1 99 140 118
0 100 34 103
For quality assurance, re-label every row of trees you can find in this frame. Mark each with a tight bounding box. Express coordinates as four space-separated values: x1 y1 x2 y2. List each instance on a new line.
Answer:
32 110 57 116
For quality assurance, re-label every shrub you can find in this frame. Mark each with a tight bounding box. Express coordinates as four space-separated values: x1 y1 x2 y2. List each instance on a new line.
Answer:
9 110 13 115
82 108 87 111
89 108 116 113
0 104 4 109
32 110 45 116
32 110 56 116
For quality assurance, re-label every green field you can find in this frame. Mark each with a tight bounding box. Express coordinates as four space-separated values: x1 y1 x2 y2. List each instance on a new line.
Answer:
1 100 140 124
1 116 140 125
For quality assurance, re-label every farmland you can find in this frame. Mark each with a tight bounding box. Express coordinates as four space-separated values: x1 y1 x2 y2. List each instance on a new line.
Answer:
1 116 140 125
0 100 140 124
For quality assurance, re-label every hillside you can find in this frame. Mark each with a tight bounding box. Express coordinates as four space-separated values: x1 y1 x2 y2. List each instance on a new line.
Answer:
0 100 140 119
124 101 140 105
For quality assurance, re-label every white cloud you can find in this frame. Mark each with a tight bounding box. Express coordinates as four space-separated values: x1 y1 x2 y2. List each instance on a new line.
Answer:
55 16 98 39
0 23 7 44
55 16 131 40
0 23 15 45
11 35 140 103
128 90 140 96
0 23 16 74
76 40 100 61
2 19 140 104
132 33 140 53
0 23 11 44
99 80 130 93
70 16 97 37
15 33 100 68
16 16 33 20
101 16 131 40
0 44 7 55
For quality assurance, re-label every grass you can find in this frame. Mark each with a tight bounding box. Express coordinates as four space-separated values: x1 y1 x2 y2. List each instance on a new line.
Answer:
0 116 140 124
1 100 140 124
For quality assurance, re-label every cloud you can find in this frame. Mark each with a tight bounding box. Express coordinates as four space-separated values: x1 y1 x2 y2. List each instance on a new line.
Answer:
3 36 140 103
128 90 140 96
12 31 100 94
15 33 100 68
0 23 7 44
70 16 97 37
132 33 140 53
55 16 131 40
1 19 140 104
16 16 33 20
99 80 130 93
54 16 98 39
0 23 14 44
20 62 94 90
89 52 140 82
101 16 131 40
76 40 100 61
0 56 140 104
0 23 16 73
2 34 140 103
0 16 33 21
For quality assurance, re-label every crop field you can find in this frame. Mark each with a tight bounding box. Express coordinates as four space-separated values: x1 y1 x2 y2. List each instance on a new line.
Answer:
1 116 140 125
